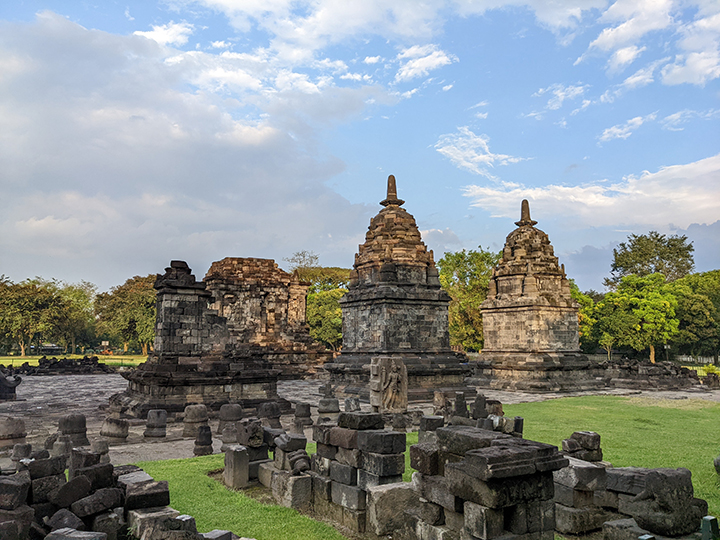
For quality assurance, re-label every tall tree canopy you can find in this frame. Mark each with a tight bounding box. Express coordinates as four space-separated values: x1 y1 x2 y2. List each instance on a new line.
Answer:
592 274 679 362
569 280 597 353
95 275 156 355
437 247 501 352
605 231 694 288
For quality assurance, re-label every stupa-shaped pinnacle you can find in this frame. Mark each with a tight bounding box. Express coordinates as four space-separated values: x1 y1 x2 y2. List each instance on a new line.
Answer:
515 199 538 227
380 174 405 207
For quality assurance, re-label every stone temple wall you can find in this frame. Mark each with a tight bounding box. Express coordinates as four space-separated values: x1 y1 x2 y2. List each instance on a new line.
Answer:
482 305 580 353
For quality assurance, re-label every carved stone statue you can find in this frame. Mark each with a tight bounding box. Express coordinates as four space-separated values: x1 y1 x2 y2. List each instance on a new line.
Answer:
369 357 407 413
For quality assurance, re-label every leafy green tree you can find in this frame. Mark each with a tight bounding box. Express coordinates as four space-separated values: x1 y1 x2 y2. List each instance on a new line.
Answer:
569 280 597 353
283 250 320 271
306 289 345 350
666 271 720 359
95 275 156 355
592 274 679 363
438 247 501 352
605 231 694 288
43 280 97 354
296 267 351 293
0 279 63 356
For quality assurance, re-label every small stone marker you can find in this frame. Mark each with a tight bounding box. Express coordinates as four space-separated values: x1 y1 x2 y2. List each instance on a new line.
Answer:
194 425 213 456
344 398 360 412
90 439 110 464
701 516 720 540
144 409 167 438
183 404 208 438
99 415 128 442
224 445 249 489
217 404 244 435
59 413 90 447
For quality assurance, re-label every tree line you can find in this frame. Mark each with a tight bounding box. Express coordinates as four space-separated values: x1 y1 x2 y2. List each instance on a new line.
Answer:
0 275 156 356
2 232 717 363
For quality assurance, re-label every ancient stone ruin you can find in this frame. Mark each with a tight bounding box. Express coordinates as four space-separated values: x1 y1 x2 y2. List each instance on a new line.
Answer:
472 200 603 392
111 259 324 417
325 175 473 401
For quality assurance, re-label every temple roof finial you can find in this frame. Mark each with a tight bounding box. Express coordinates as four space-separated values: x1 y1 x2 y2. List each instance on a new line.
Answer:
515 199 538 227
380 174 405 207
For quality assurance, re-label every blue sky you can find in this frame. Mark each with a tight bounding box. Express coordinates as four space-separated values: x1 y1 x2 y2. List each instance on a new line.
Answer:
0 0 718 292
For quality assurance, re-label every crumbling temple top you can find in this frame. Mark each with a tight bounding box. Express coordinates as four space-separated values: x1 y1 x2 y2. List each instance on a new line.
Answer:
326 175 472 401
484 198 574 310
349 174 438 289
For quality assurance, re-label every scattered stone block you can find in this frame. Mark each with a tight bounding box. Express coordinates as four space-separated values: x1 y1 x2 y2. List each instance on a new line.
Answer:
47 508 86 531
366 482 419 536
31 473 66 504
75 463 114 491
116 471 154 492
328 427 358 449
69 449 101 480
594 488 619 509
28 456 66 480
224 446 249 489
329 462 357 486
445 465 554 508
344 398 360 412
0 474 31 510
271 472 312 512
415 474 464 513
45 527 107 539
237 418 264 448
331 481 366 510
125 480 170 511
89 440 110 465
338 412 384 431
553 457 606 491
357 430 405 454
361 452 405 476
70 488 123 518
554 483 595 508
357 470 402 490
571 431 601 450
420 416 444 432
335 447 362 468
0 504 33 538
464 500 504 539
273 433 306 452
126 506 180 540
311 424 333 445
316 443 337 460
11 443 32 462
202 530 233 540
0 520 21 540
311 455 331 477
555 503 617 534
49 476 92 508
91 510 124 540
436 425 511 456
410 442 439 476
257 462 277 489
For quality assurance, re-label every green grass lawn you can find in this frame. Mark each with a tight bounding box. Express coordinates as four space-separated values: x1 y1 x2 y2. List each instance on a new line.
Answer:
504 396 720 516
0 354 147 367
138 454 347 540
136 395 720 540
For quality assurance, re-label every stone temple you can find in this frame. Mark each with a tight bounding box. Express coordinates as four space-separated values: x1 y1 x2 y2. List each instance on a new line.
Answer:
111 258 330 417
324 175 472 401
472 200 601 391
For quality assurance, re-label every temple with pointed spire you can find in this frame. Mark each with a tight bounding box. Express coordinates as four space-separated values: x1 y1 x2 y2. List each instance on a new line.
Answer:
472 200 602 391
324 175 473 401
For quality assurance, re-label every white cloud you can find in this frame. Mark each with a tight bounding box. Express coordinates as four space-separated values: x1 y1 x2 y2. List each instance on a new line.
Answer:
661 108 720 130
435 126 524 178
124 8 134 21
475 111 488 119
134 21 195 46
443 84 453 91
588 0 674 52
607 45 646 72
420 228 462 255
463 153 720 230
661 11 720 85
598 112 657 142
210 40 230 49
533 83 589 110
395 44 457 82
363 56 381 64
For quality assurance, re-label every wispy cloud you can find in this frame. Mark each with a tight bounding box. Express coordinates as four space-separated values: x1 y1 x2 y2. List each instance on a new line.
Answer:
134 21 195 46
435 126 524 179
395 44 457 82
598 112 657 142
463 153 720 229
533 83 589 110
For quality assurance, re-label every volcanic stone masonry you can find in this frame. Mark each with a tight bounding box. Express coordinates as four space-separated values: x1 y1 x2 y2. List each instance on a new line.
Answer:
471 200 603 392
324 175 473 401
111 258 331 417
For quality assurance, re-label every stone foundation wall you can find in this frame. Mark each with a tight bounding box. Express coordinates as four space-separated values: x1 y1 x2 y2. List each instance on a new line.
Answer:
482 304 580 352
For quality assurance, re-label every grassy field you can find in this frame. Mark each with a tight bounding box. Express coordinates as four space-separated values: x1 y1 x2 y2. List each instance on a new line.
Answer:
136 395 720 539
0 354 146 367
138 454 347 540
